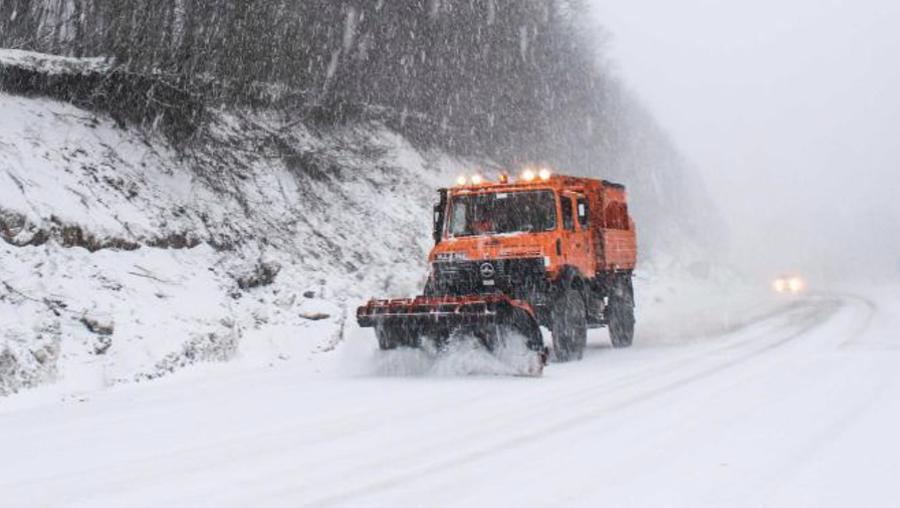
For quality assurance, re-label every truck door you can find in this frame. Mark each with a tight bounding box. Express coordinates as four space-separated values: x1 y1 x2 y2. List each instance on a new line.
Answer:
560 193 594 276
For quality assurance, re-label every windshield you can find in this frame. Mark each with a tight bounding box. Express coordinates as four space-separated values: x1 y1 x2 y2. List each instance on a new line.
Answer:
448 190 557 237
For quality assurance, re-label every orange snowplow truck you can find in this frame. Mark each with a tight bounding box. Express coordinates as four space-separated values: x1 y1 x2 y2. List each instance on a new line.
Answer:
357 169 637 372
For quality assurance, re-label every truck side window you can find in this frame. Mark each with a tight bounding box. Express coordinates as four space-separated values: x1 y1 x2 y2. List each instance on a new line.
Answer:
450 200 467 236
562 196 575 231
577 198 588 228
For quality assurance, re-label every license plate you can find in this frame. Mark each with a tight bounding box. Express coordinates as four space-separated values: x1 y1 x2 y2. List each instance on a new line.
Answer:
482 279 495 286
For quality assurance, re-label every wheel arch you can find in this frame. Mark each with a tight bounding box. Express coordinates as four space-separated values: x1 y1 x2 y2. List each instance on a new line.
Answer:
555 265 589 291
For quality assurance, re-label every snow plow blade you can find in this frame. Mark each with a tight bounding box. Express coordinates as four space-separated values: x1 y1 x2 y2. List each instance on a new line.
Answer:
357 294 547 375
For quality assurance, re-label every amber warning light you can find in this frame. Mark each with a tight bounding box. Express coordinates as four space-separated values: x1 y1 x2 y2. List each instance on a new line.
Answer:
453 167 552 186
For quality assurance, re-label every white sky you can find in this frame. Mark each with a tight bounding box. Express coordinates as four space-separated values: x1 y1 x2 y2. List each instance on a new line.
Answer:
587 0 900 279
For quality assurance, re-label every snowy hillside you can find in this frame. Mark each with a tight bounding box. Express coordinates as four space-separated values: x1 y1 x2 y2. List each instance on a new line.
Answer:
0 91 469 395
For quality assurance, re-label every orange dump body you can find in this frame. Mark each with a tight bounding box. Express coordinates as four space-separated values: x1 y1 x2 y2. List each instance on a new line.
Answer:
430 174 637 282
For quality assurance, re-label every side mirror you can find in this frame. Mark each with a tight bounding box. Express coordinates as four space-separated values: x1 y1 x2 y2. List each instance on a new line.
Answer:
433 204 443 244
433 189 448 245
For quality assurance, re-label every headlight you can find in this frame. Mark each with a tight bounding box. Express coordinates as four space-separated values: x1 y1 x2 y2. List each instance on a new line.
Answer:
773 279 786 293
773 276 804 294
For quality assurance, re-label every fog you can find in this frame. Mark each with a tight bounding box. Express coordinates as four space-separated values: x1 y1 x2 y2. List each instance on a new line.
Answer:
588 0 900 283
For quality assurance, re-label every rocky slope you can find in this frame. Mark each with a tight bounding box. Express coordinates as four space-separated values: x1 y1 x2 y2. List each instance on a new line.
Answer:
0 90 467 395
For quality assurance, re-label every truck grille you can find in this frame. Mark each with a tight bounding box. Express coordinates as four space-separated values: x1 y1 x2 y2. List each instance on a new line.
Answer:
430 257 548 298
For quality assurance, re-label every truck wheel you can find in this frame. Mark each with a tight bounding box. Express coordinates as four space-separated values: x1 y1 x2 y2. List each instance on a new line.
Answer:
608 276 635 348
551 289 587 362
376 323 399 350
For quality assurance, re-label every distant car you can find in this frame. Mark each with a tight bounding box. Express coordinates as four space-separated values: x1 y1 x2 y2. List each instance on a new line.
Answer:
773 274 805 294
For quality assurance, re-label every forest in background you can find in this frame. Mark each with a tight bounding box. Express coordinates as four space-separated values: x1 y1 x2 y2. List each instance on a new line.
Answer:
0 1 654 167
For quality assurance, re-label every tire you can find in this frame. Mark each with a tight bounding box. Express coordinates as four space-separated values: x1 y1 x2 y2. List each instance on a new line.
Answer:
551 288 587 362
376 322 417 350
608 275 635 348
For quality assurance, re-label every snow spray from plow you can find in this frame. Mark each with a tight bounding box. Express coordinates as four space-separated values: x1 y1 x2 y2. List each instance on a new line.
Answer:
357 294 547 377
364 333 547 378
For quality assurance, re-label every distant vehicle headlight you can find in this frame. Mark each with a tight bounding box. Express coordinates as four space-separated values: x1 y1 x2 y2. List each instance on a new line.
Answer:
773 275 804 294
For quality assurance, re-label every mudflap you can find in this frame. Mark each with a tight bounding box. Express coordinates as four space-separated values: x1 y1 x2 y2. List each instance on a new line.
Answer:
357 294 547 376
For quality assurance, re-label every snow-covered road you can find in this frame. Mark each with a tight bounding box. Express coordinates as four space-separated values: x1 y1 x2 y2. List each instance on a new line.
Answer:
2 289 899 507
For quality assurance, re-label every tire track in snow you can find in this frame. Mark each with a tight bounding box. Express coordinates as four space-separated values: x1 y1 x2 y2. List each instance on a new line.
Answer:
558 293 883 504
285 301 821 487
291 299 844 506
219 300 829 504
835 292 879 348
